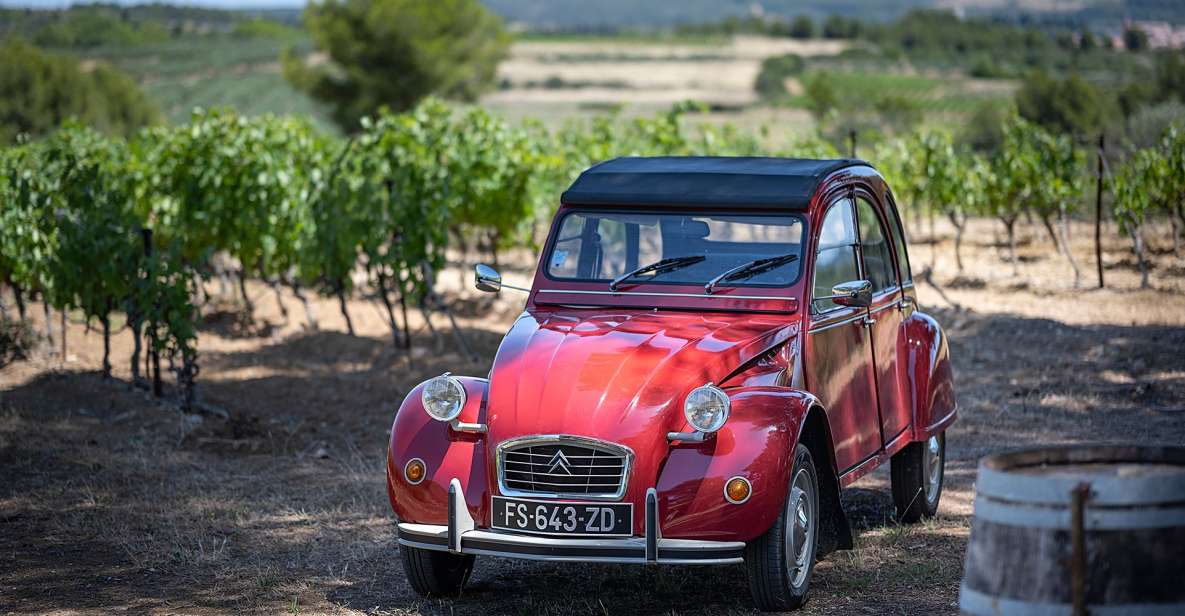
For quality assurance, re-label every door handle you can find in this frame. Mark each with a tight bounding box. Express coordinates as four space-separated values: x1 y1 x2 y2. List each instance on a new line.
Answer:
862 315 876 326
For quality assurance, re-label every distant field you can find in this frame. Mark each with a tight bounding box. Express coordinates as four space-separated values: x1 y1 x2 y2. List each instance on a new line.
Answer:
69 32 1015 136
788 70 1017 114
79 36 338 133
484 34 1015 132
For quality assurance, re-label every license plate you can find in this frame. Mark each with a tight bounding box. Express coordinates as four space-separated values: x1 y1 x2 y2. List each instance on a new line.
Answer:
491 496 632 537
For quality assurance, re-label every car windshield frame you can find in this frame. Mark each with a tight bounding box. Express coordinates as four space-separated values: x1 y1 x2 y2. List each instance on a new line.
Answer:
541 208 808 290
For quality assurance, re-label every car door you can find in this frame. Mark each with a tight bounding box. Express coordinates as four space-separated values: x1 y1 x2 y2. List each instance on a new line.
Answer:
803 196 882 473
854 193 910 443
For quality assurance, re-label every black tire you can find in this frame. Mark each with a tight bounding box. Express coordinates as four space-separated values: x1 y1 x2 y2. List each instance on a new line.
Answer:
891 431 945 523
400 545 475 597
746 444 820 612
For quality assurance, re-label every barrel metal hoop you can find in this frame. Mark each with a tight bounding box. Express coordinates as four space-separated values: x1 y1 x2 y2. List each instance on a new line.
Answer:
977 466 1185 507
977 446 1185 507
973 495 1185 530
960 584 1185 616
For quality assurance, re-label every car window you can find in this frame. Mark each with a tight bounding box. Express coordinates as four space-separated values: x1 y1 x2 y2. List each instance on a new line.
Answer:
884 193 913 285
855 197 898 294
547 210 805 287
812 199 860 313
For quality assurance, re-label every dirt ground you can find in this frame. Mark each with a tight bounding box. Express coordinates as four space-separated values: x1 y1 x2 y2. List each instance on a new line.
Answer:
2 217 1184 615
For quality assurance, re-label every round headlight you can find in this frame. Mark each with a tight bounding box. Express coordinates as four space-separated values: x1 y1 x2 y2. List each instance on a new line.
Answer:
421 375 466 422
684 384 730 433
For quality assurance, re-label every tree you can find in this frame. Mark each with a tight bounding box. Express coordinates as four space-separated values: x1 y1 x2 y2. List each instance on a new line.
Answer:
803 73 839 126
822 15 860 39
1123 27 1149 52
1015 70 1113 137
1154 52 1185 105
754 54 805 101
788 15 814 39
285 0 510 131
960 101 1009 154
0 40 159 144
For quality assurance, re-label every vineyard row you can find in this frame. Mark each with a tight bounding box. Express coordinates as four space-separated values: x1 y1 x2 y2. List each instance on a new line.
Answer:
1 100 1182 408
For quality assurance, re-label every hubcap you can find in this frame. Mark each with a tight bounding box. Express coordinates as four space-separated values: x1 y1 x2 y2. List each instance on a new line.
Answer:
784 468 815 588
924 435 942 504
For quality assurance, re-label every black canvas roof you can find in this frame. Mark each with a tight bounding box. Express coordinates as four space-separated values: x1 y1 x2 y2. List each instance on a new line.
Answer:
560 156 870 209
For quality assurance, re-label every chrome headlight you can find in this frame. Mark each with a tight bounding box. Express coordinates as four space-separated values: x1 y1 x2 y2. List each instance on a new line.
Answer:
684 384 730 433
421 375 466 422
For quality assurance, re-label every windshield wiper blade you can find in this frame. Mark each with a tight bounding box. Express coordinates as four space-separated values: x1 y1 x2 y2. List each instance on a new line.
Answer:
704 253 799 294
609 255 705 291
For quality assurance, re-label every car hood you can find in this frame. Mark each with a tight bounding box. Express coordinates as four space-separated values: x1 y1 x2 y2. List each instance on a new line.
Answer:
485 307 796 494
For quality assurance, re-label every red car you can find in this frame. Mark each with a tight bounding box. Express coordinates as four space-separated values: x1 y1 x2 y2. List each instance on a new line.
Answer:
387 157 956 611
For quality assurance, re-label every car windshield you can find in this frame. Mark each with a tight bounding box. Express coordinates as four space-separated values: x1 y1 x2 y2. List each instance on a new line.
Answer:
545 210 805 288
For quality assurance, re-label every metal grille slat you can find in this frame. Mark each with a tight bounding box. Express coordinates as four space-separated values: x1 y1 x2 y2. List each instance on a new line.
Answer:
504 479 623 488
499 438 628 498
503 459 624 469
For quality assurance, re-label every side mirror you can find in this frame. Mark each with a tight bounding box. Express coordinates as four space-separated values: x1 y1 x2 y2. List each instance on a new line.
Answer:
474 263 502 293
827 280 873 308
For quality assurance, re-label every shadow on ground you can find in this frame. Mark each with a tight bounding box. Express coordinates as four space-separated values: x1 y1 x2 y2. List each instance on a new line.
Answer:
3 308 1184 614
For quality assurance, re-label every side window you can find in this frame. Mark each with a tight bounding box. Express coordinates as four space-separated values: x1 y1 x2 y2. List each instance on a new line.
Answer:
812 199 860 313
855 197 898 294
884 193 913 285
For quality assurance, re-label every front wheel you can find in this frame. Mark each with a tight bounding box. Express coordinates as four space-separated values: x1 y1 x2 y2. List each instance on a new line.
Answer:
400 545 475 597
891 431 945 523
746 444 820 612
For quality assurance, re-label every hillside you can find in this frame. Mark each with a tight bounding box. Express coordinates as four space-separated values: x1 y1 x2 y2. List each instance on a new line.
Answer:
484 0 1185 29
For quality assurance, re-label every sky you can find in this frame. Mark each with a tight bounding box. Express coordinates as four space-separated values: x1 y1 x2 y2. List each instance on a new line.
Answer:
0 0 303 8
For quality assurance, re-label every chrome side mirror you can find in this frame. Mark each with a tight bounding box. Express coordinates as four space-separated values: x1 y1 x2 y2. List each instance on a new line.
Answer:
820 279 873 308
474 263 502 293
474 264 531 294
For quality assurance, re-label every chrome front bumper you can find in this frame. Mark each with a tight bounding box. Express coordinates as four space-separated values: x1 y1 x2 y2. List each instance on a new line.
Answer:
396 479 745 565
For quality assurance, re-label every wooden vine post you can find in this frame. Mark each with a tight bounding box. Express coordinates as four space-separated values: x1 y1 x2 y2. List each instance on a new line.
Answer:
1095 133 1105 289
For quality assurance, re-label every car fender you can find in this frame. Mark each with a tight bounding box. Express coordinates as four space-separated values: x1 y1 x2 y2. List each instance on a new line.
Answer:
385 377 490 525
903 309 957 440
655 386 815 543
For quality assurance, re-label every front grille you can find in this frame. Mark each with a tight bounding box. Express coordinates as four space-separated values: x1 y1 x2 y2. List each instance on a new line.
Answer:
498 437 631 499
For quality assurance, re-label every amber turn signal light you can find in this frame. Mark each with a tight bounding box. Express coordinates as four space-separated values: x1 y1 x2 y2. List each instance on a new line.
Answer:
404 458 426 485
724 476 751 504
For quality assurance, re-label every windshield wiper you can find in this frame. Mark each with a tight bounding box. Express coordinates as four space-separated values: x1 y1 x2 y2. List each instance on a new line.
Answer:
704 253 799 294
609 255 705 291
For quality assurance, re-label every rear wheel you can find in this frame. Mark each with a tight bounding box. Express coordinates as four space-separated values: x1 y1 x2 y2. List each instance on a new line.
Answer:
746 444 820 612
400 545 475 597
891 431 945 523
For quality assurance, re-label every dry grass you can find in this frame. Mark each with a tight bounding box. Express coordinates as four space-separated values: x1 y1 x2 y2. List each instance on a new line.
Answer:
1 218 1183 614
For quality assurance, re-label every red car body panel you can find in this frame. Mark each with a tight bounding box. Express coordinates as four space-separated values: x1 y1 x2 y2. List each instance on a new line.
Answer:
386 162 956 545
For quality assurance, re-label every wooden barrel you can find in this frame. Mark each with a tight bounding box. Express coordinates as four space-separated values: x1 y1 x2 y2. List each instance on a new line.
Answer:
960 446 1185 616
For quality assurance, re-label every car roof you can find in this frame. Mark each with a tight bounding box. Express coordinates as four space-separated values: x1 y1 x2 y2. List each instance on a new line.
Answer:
560 156 871 210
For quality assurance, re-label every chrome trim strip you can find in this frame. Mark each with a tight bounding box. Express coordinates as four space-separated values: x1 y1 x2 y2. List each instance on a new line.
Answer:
496 434 634 501
667 431 709 443
449 419 487 433
397 522 745 565
869 299 900 315
807 312 867 334
536 289 791 301
447 478 475 553
645 488 659 562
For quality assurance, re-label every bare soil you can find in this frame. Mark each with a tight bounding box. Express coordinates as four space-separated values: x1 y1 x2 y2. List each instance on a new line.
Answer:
2 218 1184 615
